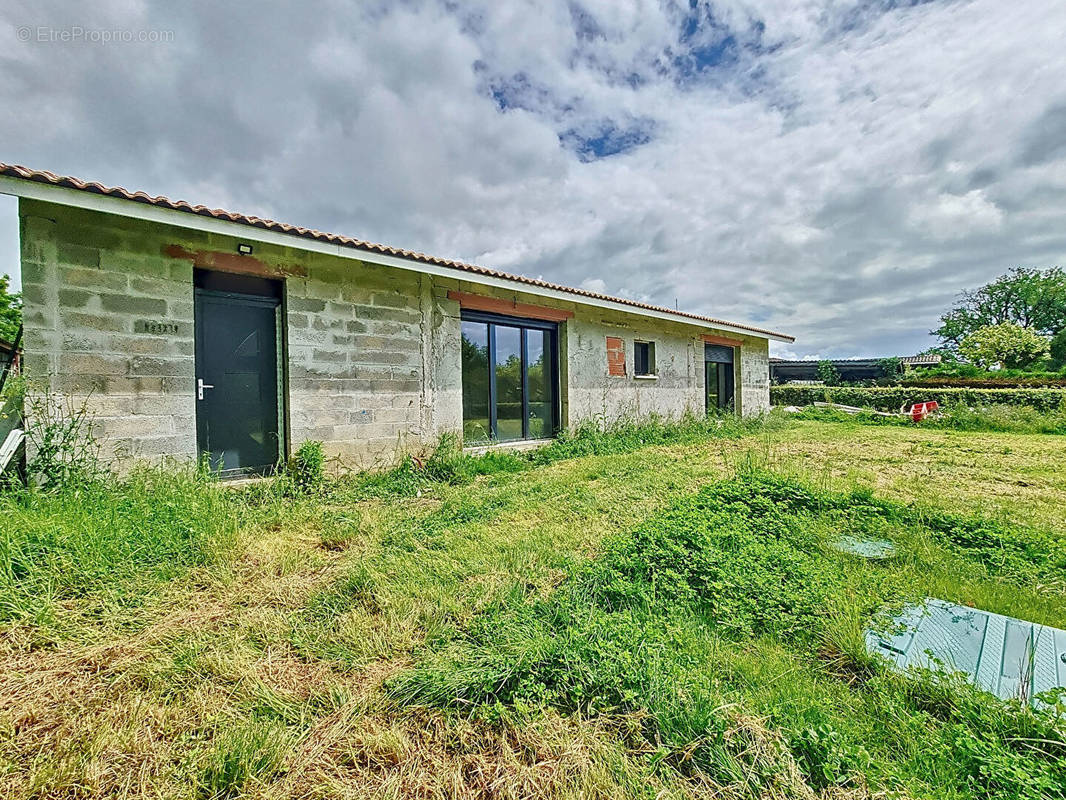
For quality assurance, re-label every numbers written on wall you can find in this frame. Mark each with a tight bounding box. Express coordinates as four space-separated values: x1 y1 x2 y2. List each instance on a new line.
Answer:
135 320 180 336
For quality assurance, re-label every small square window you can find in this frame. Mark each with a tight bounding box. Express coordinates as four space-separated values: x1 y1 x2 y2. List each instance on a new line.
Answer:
634 341 655 376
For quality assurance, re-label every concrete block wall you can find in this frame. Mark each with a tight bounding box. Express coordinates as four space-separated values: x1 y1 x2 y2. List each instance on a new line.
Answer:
19 199 198 463
285 253 425 467
565 309 704 424
736 334 771 416
18 200 437 469
436 281 773 424
424 278 464 439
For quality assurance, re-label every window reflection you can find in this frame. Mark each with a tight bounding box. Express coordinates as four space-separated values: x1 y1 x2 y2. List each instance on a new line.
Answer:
460 317 556 443
461 321 490 441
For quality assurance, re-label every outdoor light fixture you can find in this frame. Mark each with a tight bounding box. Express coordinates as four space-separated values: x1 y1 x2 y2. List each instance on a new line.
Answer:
237 243 253 255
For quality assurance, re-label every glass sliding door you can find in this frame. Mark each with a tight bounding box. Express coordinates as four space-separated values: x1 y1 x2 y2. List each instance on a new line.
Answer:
460 312 559 444
704 361 720 412
461 321 491 441
526 329 553 439
494 325 523 441
704 344 736 412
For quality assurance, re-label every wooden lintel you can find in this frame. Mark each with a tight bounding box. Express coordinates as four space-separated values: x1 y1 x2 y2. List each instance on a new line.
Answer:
701 334 744 347
163 244 308 279
447 291 574 322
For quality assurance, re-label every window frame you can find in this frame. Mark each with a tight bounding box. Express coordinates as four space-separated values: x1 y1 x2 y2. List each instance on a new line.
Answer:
460 309 561 443
633 340 656 378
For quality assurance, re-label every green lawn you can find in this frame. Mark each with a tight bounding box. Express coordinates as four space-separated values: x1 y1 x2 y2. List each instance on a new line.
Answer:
1 417 1064 799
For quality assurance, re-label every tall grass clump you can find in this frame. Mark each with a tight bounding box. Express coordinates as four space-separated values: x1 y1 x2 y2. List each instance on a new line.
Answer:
0 465 241 624
282 439 326 495
390 471 1066 798
197 718 292 799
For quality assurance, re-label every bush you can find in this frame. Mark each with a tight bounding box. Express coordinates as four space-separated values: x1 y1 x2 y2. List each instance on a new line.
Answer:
789 402 1066 436
899 376 1066 388
1051 328 1066 369
817 360 842 385
22 389 102 490
959 323 1050 370
770 385 1066 412
284 439 325 495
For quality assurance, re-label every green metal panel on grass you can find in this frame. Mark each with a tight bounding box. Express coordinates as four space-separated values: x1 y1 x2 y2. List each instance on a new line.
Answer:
868 598 1066 705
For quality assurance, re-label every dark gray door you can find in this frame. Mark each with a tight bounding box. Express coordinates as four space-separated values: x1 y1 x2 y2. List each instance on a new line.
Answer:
195 289 280 475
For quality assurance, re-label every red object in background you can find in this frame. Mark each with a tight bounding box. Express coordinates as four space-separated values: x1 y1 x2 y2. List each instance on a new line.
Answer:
909 401 939 422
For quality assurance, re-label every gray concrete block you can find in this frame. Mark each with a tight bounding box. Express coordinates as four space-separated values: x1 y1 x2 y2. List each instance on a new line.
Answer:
57 242 101 268
99 293 168 316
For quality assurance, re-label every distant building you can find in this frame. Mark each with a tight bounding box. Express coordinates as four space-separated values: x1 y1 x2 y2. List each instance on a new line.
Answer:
770 353 941 384
0 335 18 384
770 358 883 383
899 354 942 370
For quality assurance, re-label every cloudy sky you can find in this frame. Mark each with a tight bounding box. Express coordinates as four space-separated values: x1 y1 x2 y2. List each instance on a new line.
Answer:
2 0 1065 357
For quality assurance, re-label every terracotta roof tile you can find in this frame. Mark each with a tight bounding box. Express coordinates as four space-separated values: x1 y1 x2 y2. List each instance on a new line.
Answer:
0 162 793 341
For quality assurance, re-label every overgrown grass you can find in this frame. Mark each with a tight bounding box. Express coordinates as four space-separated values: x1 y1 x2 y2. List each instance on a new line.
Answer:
0 465 241 625
334 412 782 499
3 417 1066 799
390 471 1066 799
791 402 1066 435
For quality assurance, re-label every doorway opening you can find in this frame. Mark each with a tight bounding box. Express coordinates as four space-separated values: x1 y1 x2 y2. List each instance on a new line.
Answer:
194 270 285 476
704 343 736 413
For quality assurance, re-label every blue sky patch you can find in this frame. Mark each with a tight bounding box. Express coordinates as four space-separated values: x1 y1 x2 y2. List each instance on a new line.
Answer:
560 119 654 161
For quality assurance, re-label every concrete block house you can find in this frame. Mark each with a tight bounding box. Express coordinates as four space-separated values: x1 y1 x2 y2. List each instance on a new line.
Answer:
0 164 793 476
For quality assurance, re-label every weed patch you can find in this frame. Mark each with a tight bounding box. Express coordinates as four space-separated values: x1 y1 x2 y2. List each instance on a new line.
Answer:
391 472 1066 798
197 717 293 799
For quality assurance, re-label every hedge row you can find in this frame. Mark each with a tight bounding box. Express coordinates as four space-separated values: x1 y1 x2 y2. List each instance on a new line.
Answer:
898 377 1066 389
770 385 1066 412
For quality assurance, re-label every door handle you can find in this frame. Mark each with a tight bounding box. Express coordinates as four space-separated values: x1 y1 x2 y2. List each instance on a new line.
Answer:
197 378 215 400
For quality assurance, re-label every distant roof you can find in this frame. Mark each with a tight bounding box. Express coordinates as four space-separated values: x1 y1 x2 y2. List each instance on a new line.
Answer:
771 354 941 365
900 354 942 365
0 162 794 342
769 358 882 366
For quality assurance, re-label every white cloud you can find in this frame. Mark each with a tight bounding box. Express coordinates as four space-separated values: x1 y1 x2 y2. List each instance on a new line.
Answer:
1 0 1065 357
911 190 1004 240
580 277 608 293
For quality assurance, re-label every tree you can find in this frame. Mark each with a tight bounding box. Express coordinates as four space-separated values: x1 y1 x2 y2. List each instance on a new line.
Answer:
934 267 1066 350
877 357 901 379
816 360 841 385
0 273 21 342
957 323 1049 370
1051 328 1066 370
